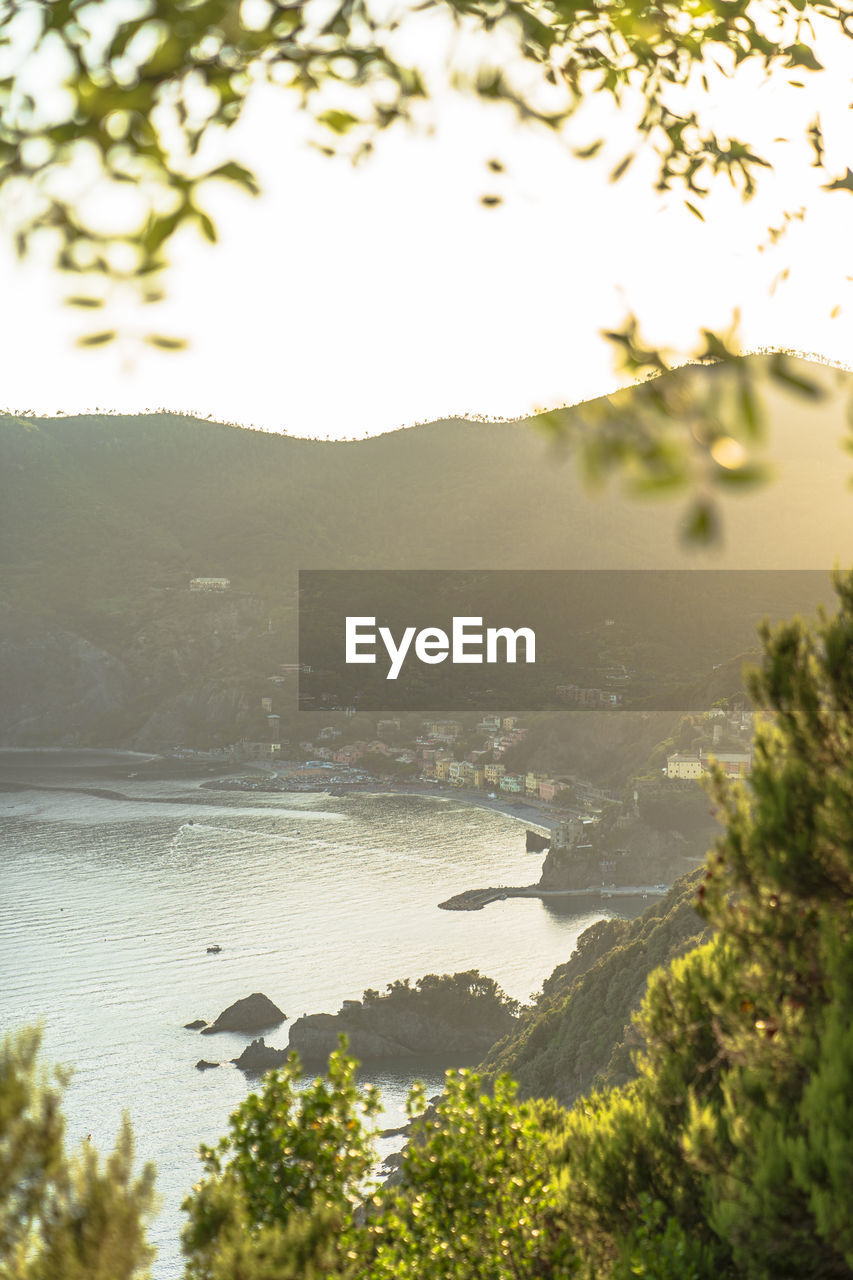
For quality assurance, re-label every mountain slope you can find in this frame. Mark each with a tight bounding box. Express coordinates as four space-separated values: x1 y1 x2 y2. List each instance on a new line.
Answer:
1 356 849 745
480 870 711 1104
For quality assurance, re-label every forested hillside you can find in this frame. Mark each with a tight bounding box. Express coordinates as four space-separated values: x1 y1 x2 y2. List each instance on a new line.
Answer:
1 358 849 746
481 870 711 1103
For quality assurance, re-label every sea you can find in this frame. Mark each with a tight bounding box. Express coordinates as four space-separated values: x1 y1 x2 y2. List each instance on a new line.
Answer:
0 749 623 1278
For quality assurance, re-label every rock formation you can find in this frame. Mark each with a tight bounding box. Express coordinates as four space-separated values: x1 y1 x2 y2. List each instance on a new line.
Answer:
231 1037 290 1072
199 992 286 1035
287 973 517 1066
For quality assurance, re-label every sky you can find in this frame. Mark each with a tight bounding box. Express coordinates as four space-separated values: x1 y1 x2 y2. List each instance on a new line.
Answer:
1 7 851 439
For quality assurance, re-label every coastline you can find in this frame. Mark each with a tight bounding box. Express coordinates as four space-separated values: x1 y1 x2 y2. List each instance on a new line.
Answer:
200 769 557 835
329 781 554 835
0 749 560 836
0 751 675 907
0 752 554 835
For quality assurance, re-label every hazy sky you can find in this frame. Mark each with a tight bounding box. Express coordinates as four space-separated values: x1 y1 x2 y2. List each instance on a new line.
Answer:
1 12 851 438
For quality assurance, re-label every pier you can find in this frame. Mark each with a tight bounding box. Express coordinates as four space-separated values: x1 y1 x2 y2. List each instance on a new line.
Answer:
438 884 670 911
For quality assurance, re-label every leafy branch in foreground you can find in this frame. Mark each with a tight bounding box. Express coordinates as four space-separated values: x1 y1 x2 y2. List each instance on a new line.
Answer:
181 1040 380 1280
1 0 850 304
537 316 837 542
550 568 853 1277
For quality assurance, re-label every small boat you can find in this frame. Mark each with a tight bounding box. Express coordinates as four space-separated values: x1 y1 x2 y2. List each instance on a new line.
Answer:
206 944 223 954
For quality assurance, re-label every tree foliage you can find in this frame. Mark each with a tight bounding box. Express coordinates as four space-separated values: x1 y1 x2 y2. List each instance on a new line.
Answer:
367 1072 571 1280
545 569 853 1277
2 0 850 275
481 870 710 1104
0 1026 155 1280
181 1041 380 1280
364 970 521 1021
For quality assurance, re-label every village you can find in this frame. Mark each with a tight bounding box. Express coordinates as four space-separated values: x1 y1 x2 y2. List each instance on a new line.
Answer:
208 703 755 817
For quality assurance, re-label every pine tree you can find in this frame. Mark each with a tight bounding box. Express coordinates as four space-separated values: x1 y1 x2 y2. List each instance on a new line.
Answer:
551 570 853 1277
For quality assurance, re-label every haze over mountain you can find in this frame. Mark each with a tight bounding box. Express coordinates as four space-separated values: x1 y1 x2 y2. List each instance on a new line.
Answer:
1 357 850 746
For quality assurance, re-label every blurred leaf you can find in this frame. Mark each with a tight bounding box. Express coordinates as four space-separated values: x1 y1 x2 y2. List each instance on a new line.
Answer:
316 109 360 135
769 355 824 398
610 154 635 182
206 162 261 195
784 42 823 70
197 212 217 243
76 331 116 347
683 499 719 544
144 334 189 350
65 296 104 309
713 462 770 487
824 168 853 194
142 212 183 255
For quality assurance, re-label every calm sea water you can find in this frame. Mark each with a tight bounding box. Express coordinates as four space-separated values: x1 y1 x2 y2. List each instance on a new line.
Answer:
0 751 612 1278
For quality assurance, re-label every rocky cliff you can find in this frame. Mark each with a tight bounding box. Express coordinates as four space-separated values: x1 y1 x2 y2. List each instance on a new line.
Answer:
0 605 133 745
0 597 268 748
538 810 718 891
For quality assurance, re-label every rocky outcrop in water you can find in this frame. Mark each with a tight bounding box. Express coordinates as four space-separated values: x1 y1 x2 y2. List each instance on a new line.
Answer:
288 972 518 1066
538 843 602 890
199 992 286 1035
232 1037 290 1072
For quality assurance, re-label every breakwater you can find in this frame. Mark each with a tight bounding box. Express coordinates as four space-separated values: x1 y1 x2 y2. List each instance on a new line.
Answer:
439 884 670 911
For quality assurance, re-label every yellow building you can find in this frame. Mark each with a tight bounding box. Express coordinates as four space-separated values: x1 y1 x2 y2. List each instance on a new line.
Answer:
666 753 704 779
667 750 751 779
